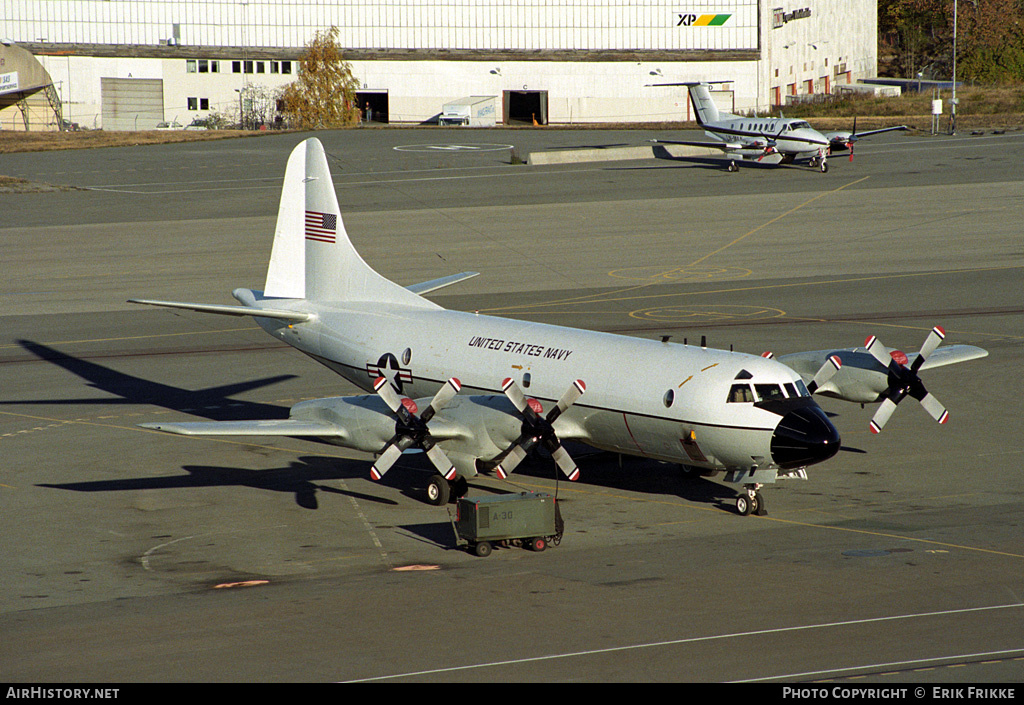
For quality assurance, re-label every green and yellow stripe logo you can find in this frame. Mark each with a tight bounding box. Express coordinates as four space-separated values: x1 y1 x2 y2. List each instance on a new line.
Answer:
677 13 732 26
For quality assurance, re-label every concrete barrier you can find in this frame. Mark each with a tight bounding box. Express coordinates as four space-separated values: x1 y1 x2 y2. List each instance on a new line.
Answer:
527 142 721 165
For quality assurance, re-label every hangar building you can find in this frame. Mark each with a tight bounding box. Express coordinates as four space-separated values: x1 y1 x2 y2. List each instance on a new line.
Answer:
2 0 878 130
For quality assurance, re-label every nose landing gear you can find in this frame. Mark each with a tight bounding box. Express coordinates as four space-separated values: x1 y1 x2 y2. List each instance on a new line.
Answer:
735 484 767 516
808 149 829 173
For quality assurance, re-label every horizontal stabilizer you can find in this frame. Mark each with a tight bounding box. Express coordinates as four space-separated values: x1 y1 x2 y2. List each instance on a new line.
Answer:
129 298 313 322
406 271 479 295
139 419 345 438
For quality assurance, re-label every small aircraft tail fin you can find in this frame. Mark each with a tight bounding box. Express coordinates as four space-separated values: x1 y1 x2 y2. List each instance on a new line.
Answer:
264 138 437 309
686 83 722 126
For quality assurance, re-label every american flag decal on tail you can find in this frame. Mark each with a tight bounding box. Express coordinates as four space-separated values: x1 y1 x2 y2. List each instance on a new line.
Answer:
305 210 337 243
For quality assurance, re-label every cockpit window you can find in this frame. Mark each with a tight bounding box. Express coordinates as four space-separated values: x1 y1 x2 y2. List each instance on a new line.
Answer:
795 380 810 397
784 383 797 398
754 384 785 401
791 121 812 130
728 384 755 403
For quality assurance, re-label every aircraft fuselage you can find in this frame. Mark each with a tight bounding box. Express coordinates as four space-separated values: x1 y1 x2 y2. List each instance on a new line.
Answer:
242 290 840 478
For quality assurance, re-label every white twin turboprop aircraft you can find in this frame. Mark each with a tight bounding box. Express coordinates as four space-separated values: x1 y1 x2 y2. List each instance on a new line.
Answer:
132 138 986 515
649 82 909 173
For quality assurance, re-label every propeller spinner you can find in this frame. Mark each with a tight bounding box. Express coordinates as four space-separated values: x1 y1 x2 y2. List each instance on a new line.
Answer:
864 327 949 433
369 376 461 481
496 378 586 481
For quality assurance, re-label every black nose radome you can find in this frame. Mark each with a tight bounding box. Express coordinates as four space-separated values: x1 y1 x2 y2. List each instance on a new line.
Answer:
771 405 841 469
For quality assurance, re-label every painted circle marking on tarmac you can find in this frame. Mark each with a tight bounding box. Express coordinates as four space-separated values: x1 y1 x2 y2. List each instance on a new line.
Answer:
609 264 752 282
393 143 514 153
628 304 785 323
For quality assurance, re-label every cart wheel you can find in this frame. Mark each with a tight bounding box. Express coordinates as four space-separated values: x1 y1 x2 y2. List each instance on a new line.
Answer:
473 541 493 558
530 537 547 552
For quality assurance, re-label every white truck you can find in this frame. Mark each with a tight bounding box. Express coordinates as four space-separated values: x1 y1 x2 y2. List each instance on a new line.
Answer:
439 96 498 127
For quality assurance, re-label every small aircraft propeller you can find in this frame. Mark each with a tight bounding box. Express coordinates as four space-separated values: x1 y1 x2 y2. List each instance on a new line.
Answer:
369 376 462 481
496 378 586 481
864 327 949 433
828 117 858 161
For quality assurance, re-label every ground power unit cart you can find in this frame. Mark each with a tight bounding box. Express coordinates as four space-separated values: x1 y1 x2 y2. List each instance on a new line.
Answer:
452 492 564 557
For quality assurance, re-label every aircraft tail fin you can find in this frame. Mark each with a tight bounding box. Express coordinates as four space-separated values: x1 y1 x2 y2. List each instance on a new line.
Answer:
686 83 722 125
264 138 437 309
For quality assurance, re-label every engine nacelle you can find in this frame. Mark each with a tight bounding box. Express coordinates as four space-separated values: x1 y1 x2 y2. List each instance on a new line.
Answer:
288 392 528 473
424 395 525 461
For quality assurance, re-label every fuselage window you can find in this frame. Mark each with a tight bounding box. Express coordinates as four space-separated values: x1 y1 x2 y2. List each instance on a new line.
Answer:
728 384 755 403
755 384 785 401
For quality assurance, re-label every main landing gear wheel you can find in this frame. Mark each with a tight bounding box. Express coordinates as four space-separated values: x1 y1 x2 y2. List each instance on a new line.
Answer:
425 474 451 506
727 161 739 172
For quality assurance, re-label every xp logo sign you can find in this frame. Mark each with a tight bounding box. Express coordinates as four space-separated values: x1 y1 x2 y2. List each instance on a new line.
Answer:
677 13 732 26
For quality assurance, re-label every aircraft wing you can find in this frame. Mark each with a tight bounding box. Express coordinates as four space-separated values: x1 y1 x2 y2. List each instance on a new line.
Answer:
139 419 349 438
915 344 989 370
824 125 909 148
406 271 479 295
651 138 744 152
852 125 909 139
129 298 313 322
778 343 988 406
781 344 987 376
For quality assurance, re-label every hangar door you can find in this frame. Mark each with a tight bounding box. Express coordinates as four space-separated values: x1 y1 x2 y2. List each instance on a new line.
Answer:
101 77 164 131
504 90 547 125
356 90 388 123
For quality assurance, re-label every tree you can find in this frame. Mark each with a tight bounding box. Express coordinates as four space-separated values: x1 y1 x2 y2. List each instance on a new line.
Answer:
279 27 361 128
879 0 1024 84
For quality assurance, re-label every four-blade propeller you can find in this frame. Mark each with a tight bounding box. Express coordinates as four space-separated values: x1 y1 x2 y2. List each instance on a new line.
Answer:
864 326 949 433
496 378 586 481
369 376 462 481
807 354 843 394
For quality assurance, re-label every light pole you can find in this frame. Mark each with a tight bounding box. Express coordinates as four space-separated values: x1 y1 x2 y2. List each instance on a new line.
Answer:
950 0 958 135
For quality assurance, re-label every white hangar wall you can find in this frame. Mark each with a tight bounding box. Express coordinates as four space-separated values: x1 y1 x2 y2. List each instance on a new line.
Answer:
4 0 877 129
6 0 760 51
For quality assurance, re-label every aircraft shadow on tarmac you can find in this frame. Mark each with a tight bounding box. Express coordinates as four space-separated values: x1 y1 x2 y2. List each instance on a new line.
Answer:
489 445 742 512
6 339 297 421
39 455 400 510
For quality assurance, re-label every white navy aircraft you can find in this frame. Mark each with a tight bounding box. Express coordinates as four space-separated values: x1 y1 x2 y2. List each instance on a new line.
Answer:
649 82 908 173
132 138 985 515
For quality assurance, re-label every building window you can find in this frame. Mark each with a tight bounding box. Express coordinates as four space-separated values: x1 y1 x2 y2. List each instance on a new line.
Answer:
186 59 197 73
187 97 198 110
243 60 253 74
210 60 219 73
232 60 241 73
200 98 209 110
255 61 265 74
198 60 208 73
281 61 292 74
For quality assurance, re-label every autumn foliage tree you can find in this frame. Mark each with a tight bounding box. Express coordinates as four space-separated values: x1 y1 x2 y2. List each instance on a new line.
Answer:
879 0 1024 84
279 27 361 128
